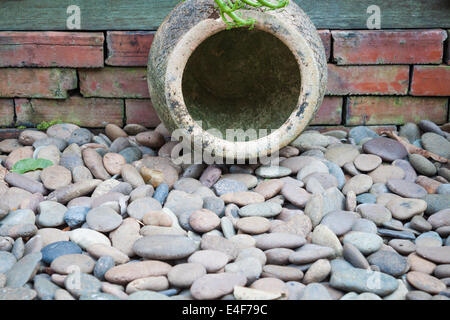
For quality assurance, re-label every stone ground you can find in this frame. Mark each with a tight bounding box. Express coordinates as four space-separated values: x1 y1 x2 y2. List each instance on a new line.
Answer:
0 120 449 300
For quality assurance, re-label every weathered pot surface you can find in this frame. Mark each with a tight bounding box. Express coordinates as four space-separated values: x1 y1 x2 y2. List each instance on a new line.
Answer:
147 0 327 162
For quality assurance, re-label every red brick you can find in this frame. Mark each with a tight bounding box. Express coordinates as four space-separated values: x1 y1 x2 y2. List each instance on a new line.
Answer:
15 96 124 127
447 30 450 64
332 30 447 65
411 65 450 96
327 64 409 95
125 99 161 128
308 125 397 135
106 31 154 66
0 32 104 67
0 68 77 98
346 96 448 125
318 30 331 61
310 96 342 125
79 67 149 98
0 99 14 126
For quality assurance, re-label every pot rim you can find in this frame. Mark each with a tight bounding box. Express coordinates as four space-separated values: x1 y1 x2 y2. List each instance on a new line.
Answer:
165 10 322 161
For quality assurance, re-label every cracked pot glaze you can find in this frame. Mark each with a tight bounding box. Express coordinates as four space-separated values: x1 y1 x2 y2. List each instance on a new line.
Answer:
147 0 327 161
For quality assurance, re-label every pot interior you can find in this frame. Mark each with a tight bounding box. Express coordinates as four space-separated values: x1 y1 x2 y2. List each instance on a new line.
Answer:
182 28 301 141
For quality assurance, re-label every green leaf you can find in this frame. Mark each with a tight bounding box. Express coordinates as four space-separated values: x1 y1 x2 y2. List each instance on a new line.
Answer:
11 158 54 174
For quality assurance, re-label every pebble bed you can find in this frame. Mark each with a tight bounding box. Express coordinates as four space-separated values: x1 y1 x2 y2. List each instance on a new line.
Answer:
0 120 449 300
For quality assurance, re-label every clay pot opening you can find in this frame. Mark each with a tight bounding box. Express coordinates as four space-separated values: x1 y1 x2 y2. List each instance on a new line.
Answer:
152 2 327 161
181 28 302 139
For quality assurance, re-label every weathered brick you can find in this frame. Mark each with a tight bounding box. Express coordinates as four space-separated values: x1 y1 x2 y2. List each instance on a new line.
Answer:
106 31 154 66
308 125 397 135
125 99 161 128
332 30 447 65
310 96 342 125
0 32 104 67
411 65 450 96
0 99 14 126
346 96 448 125
327 64 409 95
15 96 124 127
318 30 331 61
79 67 149 98
0 68 77 99
446 30 450 64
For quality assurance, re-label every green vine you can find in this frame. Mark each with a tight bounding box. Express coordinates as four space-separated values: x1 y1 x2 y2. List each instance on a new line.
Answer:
183 0 289 29
215 0 289 28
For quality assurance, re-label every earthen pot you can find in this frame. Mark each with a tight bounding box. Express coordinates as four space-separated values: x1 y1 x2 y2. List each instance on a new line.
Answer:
147 0 327 161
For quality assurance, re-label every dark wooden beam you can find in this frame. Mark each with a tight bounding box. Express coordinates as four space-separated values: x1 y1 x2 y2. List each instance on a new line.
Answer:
0 0 449 31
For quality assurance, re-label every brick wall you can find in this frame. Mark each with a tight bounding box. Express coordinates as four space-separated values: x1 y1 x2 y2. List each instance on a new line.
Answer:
0 29 449 131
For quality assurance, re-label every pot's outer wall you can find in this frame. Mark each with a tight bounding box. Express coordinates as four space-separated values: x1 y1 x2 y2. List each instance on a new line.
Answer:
148 0 327 158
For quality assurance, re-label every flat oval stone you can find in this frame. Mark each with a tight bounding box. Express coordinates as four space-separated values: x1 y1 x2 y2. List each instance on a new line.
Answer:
188 250 229 272
190 273 247 300
239 202 282 218
289 244 334 264
133 235 197 260
6 252 42 288
363 137 408 162
421 132 450 159
105 260 171 285
369 165 405 184
260 264 302 282
311 225 343 256
357 203 392 226
127 197 162 221
255 232 306 250
87 243 130 265
422 194 450 215
41 241 82 264
427 209 450 229
220 173 257 189
0 251 17 273
167 263 206 288
86 206 123 232
0 287 37 300
40 165 72 190
236 216 271 234
164 190 203 216
50 253 96 274
254 179 284 200
367 250 408 276
325 144 360 167
354 154 382 172
406 271 446 294
330 268 398 296
200 234 239 260
409 154 437 176
103 152 126 175
1 209 35 226
212 178 247 197
320 211 358 236
64 272 101 298
281 184 311 208
221 192 264 207
69 228 111 249
343 242 370 269
37 201 67 228
189 209 220 233
343 231 383 255
386 198 427 220
416 246 450 264
255 166 292 178
297 161 329 181
342 174 373 195
387 179 427 198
